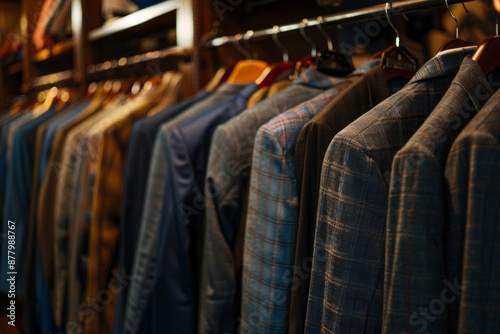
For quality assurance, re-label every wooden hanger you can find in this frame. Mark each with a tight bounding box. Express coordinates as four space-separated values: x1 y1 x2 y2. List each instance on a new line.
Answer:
315 16 354 77
205 66 231 92
256 62 294 88
293 55 316 79
227 60 268 84
472 37 500 75
84 81 99 100
148 71 185 116
292 21 321 79
55 88 73 109
33 86 59 116
472 1 500 75
226 35 268 84
255 27 294 88
437 1 472 53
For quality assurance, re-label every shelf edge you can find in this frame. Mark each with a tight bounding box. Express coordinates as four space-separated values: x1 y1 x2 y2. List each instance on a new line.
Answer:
88 0 180 42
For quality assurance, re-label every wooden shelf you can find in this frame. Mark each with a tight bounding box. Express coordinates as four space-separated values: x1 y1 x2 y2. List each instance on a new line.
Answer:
33 40 74 63
88 0 179 42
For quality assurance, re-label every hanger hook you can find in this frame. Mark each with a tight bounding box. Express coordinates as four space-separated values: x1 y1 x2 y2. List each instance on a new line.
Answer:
244 30 259 59
299 19 317 58
490 0 499 35
272 25 289 62
232 34 252 59
317 16 333 52
385 2 400 48
461 2 469 14
445 0 460 39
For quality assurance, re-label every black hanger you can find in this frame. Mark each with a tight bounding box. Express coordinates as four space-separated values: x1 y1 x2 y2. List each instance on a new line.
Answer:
380 2 418 82
315 16 354 77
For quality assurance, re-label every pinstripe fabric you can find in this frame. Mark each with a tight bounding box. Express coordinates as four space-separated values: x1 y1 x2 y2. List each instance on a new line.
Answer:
306 47 476 334
384 57 498 334
199 72 331 334
241 76 355 334
442 87 500 334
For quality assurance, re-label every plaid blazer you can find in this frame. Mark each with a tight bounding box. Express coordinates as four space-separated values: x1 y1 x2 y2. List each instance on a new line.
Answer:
442 85 500 333
241 78 355 333
81 86 169 334
306 47 476 334
52 93 125 328
199 72 333 334
384 57 497 333
290 65 391 334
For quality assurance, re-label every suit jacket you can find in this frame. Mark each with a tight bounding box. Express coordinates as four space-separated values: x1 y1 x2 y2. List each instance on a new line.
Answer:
149 83 257 334
199 70 334 334
306 46 476 334
0 113 24 243
113 89 210 334
123 83 254 334
57 93 126 328
35 101 90 326
25 101 88 332
246 80 290 109
442 82 500 334
384 56 498 333
25 119 54 334
290 65 391 334
37 93 102 280
0 109 58 295
242 77 355 333
82 85 171 334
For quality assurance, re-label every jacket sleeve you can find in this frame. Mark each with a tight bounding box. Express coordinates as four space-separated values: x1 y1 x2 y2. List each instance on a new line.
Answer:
307 136 387 333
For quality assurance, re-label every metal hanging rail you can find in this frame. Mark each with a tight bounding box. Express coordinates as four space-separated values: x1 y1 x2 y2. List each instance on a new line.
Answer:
29 46 192 89
86 46 192 75
31 69 76 90
207 0 476 47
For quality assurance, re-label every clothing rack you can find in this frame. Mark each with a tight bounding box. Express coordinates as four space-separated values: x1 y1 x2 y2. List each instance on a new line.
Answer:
207 0 476 47
86 46 192 75
31 69 76 90
29 46 192 91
